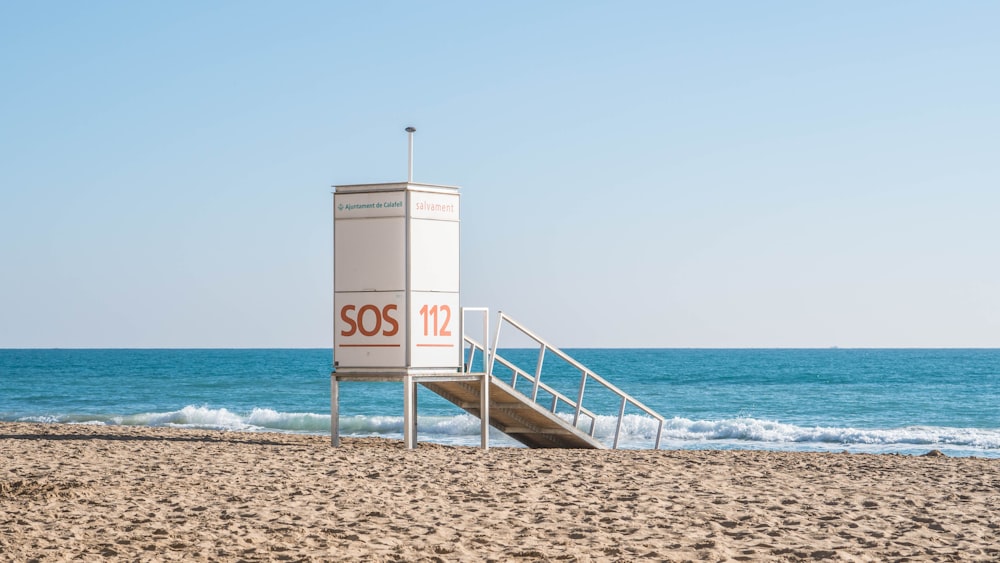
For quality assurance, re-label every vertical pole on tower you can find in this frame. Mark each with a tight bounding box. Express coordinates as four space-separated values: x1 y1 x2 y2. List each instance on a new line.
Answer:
405 126 416 183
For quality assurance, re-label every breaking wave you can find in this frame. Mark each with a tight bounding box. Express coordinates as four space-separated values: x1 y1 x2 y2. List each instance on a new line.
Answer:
11 406 1000 456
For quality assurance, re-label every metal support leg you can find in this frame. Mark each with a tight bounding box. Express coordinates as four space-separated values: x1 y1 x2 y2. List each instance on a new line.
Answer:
403 375 417 449
480 372 490 450
330 374 340 447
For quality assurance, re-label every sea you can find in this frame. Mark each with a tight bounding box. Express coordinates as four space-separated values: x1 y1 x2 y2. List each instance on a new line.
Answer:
1 348 998 458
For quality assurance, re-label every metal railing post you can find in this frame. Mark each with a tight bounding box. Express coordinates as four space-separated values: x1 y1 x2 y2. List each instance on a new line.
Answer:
461 307 492 450
479 309 490 450
531 345 546 402
573 369 588 428
484 311 667 450
613 396 628 449
489 312 504 379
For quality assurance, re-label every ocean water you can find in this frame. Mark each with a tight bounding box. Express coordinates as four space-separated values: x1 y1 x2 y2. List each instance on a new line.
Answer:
1 348 998 457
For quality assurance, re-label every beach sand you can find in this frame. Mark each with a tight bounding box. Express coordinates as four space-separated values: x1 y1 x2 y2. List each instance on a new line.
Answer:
1 422 997 561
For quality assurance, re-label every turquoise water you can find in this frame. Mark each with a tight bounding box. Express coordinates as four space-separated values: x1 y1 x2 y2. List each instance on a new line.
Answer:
1 348 998 457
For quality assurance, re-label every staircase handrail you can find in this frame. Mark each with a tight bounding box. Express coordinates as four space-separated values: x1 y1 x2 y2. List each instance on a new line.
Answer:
491 349 603 433
490 312 665 449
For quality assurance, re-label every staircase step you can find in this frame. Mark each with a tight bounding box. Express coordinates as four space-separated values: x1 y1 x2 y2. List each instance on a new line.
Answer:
422 377 604 449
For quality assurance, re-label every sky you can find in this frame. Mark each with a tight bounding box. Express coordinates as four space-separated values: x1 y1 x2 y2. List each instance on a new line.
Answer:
1 1 998 348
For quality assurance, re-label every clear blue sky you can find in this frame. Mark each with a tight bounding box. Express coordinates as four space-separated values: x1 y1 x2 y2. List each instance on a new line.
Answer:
1 1 997 348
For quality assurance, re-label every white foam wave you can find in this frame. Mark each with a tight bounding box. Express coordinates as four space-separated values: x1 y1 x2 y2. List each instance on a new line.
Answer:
126 405 246 428
11 407 1000 455
657 416 1000 449
337 413 485 436
246 408 331 432
587 415 1000 453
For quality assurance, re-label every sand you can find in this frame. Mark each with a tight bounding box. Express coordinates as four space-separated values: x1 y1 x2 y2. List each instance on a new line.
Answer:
1 422 998 562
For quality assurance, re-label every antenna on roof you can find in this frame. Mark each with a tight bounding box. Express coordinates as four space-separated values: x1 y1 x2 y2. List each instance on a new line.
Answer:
405 126 416 183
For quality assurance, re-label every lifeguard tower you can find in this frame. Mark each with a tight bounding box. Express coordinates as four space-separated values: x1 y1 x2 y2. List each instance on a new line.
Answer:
332 129 665 449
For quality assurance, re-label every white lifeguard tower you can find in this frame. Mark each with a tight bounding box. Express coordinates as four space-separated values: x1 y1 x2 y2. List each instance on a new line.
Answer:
331 128 666 450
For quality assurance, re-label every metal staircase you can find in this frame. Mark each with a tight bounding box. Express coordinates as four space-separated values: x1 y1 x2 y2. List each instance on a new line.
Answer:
422 310 666 449
421 377 604 448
